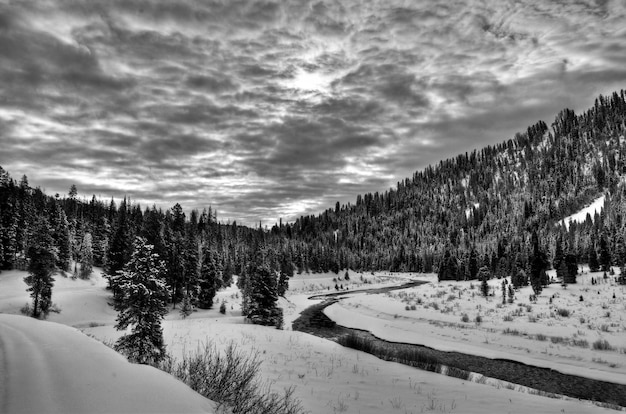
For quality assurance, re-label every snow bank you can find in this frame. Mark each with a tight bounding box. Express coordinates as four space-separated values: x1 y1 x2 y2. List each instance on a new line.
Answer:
0 314 215 414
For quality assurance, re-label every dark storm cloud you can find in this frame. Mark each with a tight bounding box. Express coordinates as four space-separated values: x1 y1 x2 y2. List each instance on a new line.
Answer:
1 0 625 225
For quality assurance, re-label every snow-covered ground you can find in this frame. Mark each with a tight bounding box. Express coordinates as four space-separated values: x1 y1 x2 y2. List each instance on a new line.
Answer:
560 195 605 230
324 269 626 386
0 314 215 414
0 267 623 413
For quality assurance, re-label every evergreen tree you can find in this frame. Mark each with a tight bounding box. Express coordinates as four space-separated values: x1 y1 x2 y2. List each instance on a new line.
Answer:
512 267 527 288
51 203 72 272
599 234 611 272
113 237 169 365
553 236 564 270
588 244 600 272
468 247 479 280
244 248 283 328
106 198 132 298
564 253 578 284
478 266 490 297
24 217 56 318
180 230 200 316
529 231 548 295
277 251 293 296
79 232 94 279
198 247 222 309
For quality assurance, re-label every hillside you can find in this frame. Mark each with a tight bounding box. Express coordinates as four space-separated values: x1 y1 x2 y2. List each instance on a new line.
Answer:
284 91 626 278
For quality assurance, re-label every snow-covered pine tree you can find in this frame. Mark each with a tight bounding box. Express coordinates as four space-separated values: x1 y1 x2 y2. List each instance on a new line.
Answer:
244 248 283 328
113 237 170 365
79 232 93 279
24 216 56 318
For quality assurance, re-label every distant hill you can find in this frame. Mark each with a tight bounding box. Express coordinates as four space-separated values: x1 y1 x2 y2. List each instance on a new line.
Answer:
284 90 626 279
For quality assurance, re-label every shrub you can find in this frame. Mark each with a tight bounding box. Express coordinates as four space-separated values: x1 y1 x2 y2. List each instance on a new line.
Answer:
461 313 470 323
20 303 31 316
163 341 305 414
503 314 514 322
502 328 521 336
535 333 547 341
474 314 483 324
572 339 589 348
556 308 570 317
550 336 566 344
592 339 613 351
410 304 416 311
220 301 227 314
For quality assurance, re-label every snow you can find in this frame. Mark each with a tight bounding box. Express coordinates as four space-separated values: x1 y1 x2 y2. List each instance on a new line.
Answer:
560 195 605 230
324 270 626 386
0 314 215 413
1 267 623 413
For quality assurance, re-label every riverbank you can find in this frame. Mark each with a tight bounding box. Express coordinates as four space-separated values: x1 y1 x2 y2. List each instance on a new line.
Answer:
293 298 626 408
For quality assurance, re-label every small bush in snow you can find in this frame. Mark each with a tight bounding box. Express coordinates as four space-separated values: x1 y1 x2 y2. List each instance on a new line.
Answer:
220 301 227 314
556 308 570 317
593 339 613 351
20 302 31 316
461 313 470 323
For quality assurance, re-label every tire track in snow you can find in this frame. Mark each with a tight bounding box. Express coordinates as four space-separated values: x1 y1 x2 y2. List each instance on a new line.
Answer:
0 317 59 413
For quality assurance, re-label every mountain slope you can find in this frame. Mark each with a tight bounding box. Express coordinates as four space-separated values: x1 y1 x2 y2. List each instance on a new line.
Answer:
286 91 626 276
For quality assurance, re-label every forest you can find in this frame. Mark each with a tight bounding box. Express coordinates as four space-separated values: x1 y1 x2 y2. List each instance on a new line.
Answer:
2 89 626 322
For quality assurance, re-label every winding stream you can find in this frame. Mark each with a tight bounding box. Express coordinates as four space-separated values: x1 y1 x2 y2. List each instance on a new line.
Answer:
292 280 626 408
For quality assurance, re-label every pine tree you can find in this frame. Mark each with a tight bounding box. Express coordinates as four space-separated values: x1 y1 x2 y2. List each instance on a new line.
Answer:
198 247 222 309
468 247 479 280
79 232 94 279
113 237 169 365
106 198 132 299
564 253 578 284
553 236 564 271
529 231 548 295
50 203 72 272
244 248 283 328
24 217 56 318
599 234 611 272
588 244 600 272
512 268 527 288
478 266 490 297
507 284 514 304
277 251 293 296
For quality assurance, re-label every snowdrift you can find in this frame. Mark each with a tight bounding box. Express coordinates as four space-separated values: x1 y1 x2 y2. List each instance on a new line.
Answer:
0 314 215 414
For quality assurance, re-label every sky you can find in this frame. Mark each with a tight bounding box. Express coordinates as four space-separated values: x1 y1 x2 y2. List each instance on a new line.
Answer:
1 0 625 226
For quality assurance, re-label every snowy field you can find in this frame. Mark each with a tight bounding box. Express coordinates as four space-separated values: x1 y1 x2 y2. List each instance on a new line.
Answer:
325 269 626 386
0 266 623 413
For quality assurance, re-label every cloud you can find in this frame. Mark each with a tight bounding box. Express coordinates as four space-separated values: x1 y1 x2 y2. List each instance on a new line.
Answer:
0 0 625 225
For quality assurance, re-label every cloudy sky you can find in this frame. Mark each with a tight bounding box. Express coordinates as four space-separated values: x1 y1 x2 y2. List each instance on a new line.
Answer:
1 0 625 225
